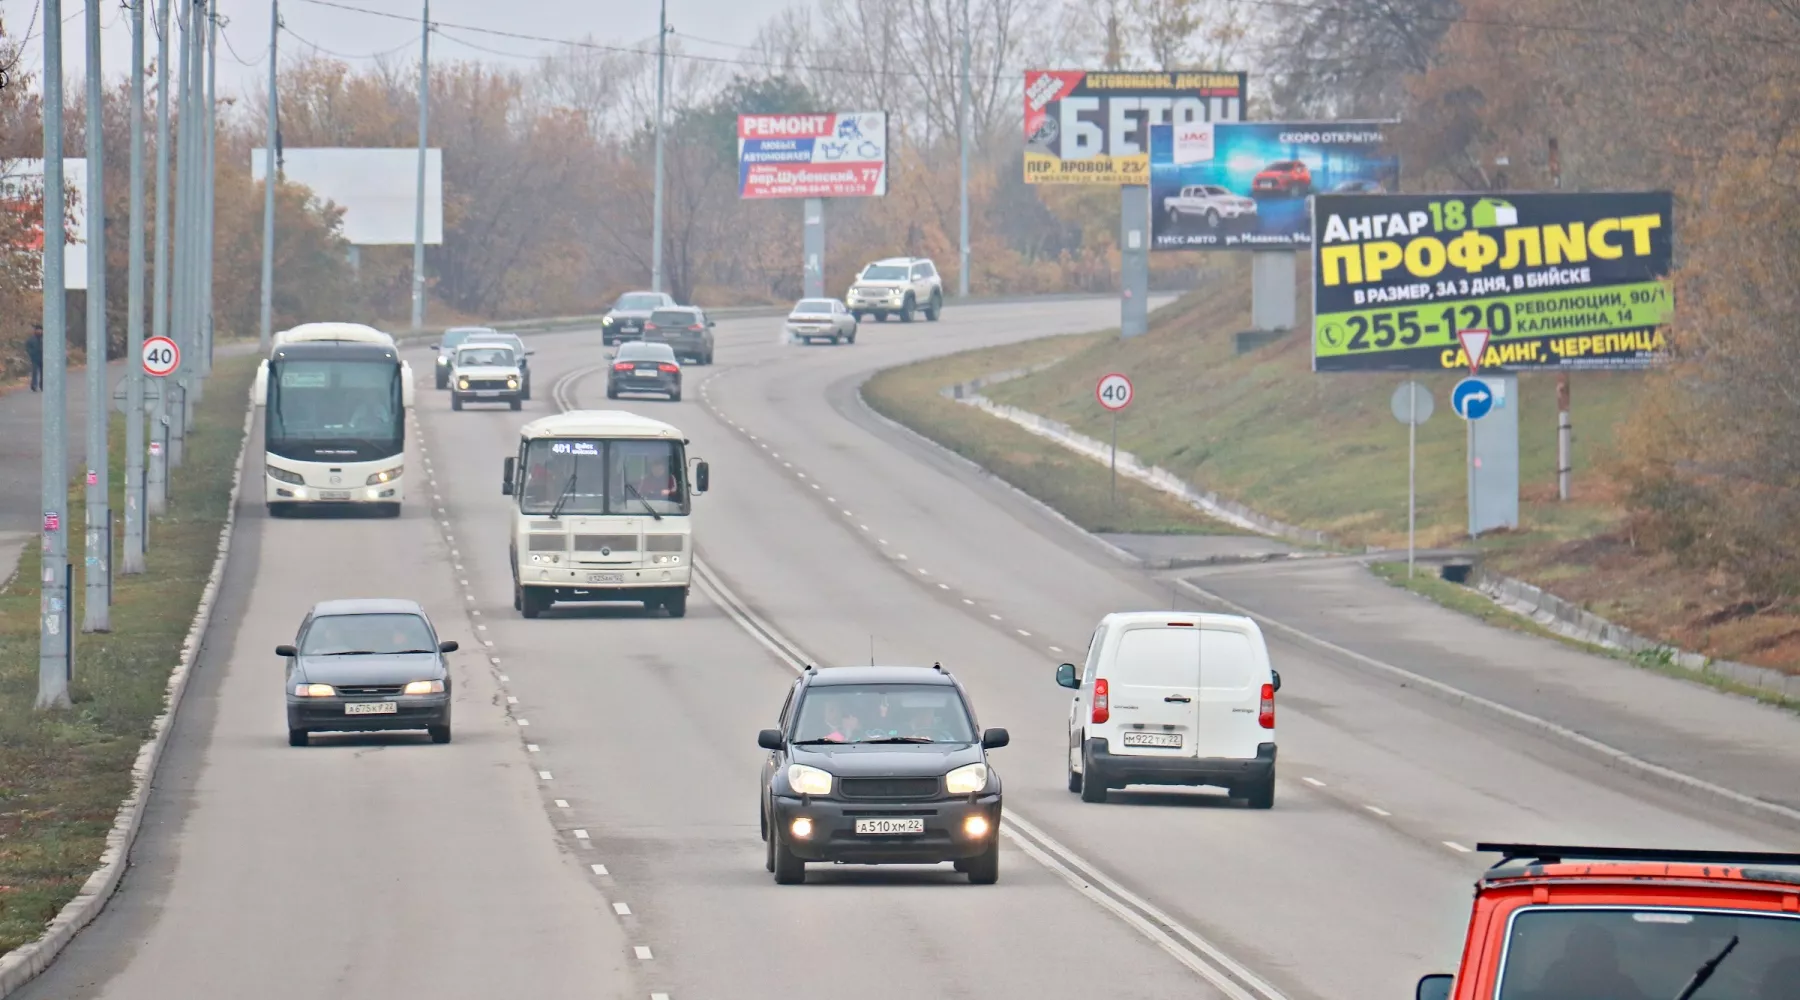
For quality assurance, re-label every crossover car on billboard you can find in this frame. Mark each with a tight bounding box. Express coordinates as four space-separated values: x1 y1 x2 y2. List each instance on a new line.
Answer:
1252 160 1313 197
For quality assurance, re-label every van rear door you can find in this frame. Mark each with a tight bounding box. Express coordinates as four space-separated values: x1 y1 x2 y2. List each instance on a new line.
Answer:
1108 625 1201 757
1195 627 1265 760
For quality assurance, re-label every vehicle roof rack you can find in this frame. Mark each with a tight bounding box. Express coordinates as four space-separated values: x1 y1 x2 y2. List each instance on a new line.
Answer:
1477 844 1800 869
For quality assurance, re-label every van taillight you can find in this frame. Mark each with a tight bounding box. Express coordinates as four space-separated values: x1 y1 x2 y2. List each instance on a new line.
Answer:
1259 683 1275 729
1092 678 1109 724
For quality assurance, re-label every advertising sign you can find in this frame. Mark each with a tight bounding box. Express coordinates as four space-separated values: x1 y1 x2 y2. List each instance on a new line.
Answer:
737 112 889 199
1023 71 1246 185
251 149 443 245
1 159 91 290
1149 122 1398 250
1311 192 1675 372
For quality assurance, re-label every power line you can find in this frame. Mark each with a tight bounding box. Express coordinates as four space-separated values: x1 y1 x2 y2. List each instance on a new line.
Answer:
217 14 267 67
281 23 416 62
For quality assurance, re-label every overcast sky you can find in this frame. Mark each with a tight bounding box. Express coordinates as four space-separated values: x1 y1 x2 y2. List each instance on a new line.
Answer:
2 0 797 102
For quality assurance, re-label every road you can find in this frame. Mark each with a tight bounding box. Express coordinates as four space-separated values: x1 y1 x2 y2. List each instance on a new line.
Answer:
14 301 1799 1000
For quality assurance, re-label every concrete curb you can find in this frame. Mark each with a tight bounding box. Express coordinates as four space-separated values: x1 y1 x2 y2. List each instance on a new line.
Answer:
0 389 256 997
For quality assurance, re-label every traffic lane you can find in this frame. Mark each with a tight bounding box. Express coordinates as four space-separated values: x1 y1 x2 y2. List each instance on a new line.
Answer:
409 364 1225 1000
13 419 633 1000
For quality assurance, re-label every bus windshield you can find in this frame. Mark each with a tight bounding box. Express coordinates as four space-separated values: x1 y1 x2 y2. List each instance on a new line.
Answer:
518 438 688 517
267 358 403 461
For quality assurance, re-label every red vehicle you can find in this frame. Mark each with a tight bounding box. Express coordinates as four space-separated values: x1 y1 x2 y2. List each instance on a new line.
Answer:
1418 844 1800 1000
1252 160 1312 197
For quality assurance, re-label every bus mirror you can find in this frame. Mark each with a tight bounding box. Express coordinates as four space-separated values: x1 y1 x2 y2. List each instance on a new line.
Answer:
502 457 516 495
694 461 710 494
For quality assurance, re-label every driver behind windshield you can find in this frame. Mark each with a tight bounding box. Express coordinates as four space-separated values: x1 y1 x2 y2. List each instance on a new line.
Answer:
630 454 677 502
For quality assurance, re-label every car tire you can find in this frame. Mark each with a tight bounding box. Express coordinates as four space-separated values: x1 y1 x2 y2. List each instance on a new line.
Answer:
1079 742 1108 803
852 311 865 322
522 379 532 401
380 503 401 519
267 502 288 518
450 393 463 411
926 292 942 321
670 387 682 403
512 578 523 611
606 385 619 399
1243 769 1275 810
848 325 857 344
772 828 807 884
1205 209 1222 229
1168 207 1182 227
509 397 522 411
705 350 715 365
964 836 1000 885
664 589 688 618
829 335 840 345
521 587 547 619
435 371 448 390
900 295 915 322
288 728 308 747
1067 743 1083 794
875 311 888 322
429 724 452 744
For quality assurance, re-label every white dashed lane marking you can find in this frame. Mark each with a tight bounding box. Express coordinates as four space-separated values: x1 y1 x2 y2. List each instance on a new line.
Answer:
574 829 590 840
538 771 553 780
1303 777 1326 788
634 946 653 960
613 902 632 915
1365 805 1391 817
1444 841 1473 853
555 799 570 809
591 863 609 875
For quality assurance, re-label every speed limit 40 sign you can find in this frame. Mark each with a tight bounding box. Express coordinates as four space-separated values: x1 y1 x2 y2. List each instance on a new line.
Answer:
1096 372 1133 411
141 336 179 378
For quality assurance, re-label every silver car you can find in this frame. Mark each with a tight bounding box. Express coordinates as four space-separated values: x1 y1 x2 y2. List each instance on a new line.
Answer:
785 298 858 345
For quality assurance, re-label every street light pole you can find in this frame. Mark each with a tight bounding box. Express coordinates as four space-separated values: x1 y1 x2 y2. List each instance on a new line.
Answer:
38 0 72 709
957 0 971 299
650 0 667 294
82 0 112 632
260 0 280 351
202 6 218 375
410 0 430 330
126 0 150 574
149 0 173 511
168 0 193 463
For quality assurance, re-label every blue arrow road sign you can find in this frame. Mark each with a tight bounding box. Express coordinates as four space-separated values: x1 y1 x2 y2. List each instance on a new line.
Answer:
1453 377 1493 420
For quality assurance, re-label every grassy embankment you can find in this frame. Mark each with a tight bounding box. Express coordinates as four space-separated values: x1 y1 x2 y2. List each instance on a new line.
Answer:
866 257 1800 672
0 353 255 956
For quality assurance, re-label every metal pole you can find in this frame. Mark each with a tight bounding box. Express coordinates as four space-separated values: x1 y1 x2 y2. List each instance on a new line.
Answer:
39 0 72 709
1557 373 1571 501
168 0 191 463
260 0 279 351
202 6 218 375
126 0 148 574
410 0 429 330
650 0 667 293
83 0 111 632
1408 388 1417 579
957 0 970 298
149 0 173 512
1110 411 1118 506
183 1 204 404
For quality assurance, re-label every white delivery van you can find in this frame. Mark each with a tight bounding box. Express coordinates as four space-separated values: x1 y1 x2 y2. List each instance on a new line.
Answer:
1054 611 1280 808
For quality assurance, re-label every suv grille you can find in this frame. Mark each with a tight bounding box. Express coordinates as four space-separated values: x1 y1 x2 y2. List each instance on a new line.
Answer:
839 777 940 800
463 378 511 390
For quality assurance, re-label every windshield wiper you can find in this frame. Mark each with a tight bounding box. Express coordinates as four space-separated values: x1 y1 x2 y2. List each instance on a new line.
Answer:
862 736 936 743
791 738 848 745
391 648 438 654
549 471 579 519
1673 935 1738 1000
315 650 378 656
622 482 665 521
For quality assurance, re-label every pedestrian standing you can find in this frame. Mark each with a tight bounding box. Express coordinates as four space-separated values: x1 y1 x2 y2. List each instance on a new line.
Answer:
26 322 44 391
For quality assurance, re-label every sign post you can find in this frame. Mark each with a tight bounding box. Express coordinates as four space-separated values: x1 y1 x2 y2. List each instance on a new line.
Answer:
1389 381 1434 577
1096 373 1134 504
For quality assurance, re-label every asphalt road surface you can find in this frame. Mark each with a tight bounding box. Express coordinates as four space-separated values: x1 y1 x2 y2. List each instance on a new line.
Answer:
15 300 1799 1000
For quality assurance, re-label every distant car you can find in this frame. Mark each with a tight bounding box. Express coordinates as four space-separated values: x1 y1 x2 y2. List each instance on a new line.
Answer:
1253 160 1313 197
278 598 457 747
433 326 495 389
847 257 942 323
1331 179 1385 194
785 298 857 345
758 664 1010 885
602 291 677 346
464 331 533 399
607 341 682 401
449 343 524 411
640 306 715 365
1163 184 1258 229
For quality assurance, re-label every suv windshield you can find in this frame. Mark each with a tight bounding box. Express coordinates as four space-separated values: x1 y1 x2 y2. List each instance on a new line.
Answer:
455 346 515 367
860 265 908 281
792 684 976 743
616 293 666 310
518 438 688 516
440 329 483 351
1496 907 1800 1000
301 613 436 655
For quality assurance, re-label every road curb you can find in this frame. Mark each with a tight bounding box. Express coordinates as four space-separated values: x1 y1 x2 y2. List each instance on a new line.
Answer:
0 389 256 998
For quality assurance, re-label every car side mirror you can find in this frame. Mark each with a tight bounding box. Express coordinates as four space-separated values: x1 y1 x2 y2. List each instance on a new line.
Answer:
527 350 536 356
1055 662 1079 689
980 728 1010 749
430 344 440 350
707 320 716 328
275 644 297 657
757 729 784 750
694 460 710 494
502 456 516 496
1271 669 1282 693
439 640 459 653
1416 975 1453 1000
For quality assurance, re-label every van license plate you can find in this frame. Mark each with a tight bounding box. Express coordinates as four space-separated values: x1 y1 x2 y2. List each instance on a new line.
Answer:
345 702 397 715
320 490 351 500
1122 732 1182 748
854 818 924 835
586 572 623 584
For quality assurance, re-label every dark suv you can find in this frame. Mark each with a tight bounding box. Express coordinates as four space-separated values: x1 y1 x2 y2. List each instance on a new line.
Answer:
641 306 715 365
757 664 1009 885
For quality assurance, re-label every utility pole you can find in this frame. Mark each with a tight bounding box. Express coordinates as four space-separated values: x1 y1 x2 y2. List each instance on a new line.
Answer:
149 0 173 510
411 0 430 330
957 0 970 299
650 0 667 294
260 0 280 351
201 6 218 375
82 0 111 632
126 0 149 574
39 0 72 709
168 0 193 465
1549 136 1571 501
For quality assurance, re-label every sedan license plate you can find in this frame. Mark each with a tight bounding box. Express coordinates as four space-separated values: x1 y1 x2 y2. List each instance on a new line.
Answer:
1122 731 1183 748
854 818 925 835
345 701 397 716
635 370 659 377
320 490 351 500
586 572 623 584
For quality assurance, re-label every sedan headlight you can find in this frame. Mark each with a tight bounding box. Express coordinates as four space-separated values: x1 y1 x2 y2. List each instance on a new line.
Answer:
403 679 445 695
945 762 990 795
366 466 403 485
267 465 305 485
786 763 834 796
294 683 335 697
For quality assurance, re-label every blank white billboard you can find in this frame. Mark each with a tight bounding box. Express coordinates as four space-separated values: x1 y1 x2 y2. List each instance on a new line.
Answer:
1 158 92 290
251 148 442 245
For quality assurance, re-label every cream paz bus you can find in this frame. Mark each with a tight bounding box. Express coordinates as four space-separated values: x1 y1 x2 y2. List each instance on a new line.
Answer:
502 410 710 619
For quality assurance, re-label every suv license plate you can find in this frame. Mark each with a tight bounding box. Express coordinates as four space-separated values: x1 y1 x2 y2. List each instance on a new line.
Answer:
1122 732 1183 748
854 818 925 835
345 702 397 715
320 490 351 500
587 572 623 584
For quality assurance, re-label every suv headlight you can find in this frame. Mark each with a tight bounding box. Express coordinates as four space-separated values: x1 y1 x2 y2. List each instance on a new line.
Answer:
457 377 470 389
366 466 403 485
786 763 833 796
602 316 615 326
945 762 989 794
506 376 519 389
403 679 445 695
267 465 305 485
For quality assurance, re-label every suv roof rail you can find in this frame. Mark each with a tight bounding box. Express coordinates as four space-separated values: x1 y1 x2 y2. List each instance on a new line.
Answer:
933 661 943 672
1477 843 1800 869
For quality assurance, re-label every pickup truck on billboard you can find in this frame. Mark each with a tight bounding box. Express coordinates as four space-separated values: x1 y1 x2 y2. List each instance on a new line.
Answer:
737 113 888 199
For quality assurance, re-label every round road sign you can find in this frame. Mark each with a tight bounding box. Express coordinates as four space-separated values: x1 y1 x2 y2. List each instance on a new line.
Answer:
1096 372 1133 412
1389 381 1434 426
142 335 179 378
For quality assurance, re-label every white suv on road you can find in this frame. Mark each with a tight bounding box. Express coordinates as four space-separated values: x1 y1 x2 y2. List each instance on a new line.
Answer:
847 257 943 323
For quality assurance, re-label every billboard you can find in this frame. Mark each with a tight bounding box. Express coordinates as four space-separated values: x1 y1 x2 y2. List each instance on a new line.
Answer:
1311 192 1675 371
0 159 91 290
1149 122 1398 250
1023 70 1246 185
736 112 889 199
251 148 442 245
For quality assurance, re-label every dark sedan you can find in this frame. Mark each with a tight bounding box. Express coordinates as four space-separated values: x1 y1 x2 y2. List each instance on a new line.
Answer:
279 598 456 746
602 290 676 346
758 665 1009 885
606 341 682 401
